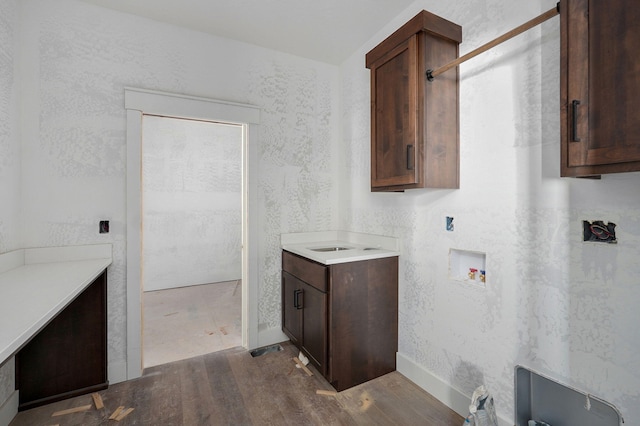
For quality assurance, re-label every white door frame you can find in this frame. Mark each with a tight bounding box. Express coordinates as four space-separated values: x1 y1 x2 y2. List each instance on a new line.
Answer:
125 87 260 379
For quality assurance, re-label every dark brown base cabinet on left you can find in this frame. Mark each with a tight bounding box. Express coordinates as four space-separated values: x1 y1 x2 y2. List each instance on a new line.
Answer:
282 250 398 392
16 270 108 410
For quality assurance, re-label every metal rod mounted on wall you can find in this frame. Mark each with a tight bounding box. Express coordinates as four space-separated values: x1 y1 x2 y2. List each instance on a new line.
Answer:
426 3 560 81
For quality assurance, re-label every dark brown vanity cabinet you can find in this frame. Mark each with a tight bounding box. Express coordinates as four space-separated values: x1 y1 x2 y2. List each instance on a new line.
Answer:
16 270 108 410
561 0 640 177
282 250 398 391
366 11 462 191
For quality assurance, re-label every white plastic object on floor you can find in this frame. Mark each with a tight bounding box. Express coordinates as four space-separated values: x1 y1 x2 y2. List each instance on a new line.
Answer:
466 385 498 426
295 351 309 368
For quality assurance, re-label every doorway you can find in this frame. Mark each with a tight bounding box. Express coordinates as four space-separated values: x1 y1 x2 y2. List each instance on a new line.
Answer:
141 115 243 367
125 88 260 381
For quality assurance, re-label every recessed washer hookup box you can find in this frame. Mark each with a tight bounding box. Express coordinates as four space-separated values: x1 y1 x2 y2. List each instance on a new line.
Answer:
515 365 623 426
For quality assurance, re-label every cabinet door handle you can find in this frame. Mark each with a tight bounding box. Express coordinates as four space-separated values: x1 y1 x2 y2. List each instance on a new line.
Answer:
571 100 581 142
294 289 303 309
406 144 414 170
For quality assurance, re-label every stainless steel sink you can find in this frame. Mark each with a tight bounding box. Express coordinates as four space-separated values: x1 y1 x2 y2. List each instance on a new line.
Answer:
309 247 352 252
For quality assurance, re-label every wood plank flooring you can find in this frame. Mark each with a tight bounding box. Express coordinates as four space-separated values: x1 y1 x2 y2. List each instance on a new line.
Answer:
10 342 463 425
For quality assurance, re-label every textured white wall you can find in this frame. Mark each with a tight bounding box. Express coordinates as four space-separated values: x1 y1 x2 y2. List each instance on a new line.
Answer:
0 0 20 254
0 0 20 412
13 0 339 396
142 116 242 292
340 0 640 422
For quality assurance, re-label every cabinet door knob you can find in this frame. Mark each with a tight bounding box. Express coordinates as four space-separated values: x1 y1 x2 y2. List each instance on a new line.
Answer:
406 144 414 170
571 100 581 142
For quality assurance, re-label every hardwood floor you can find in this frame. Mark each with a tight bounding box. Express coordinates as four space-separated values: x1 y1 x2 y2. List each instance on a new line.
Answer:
10 342 463 425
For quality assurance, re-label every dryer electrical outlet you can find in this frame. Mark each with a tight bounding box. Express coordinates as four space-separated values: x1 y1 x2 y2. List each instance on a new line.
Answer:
583 220 616 243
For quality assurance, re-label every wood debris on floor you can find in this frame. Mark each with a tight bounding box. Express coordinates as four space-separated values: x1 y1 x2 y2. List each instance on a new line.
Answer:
292 356 314 376
109 406 135 422
51 405 92 417
91 393 104 409
47 392 133 423
316 389 337 397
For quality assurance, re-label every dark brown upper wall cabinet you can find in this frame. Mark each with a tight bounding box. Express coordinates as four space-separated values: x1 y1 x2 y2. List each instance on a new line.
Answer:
366 11 462 191
561 0 640 177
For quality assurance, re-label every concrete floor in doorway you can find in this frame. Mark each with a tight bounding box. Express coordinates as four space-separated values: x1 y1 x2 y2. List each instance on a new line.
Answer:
142 280 242 368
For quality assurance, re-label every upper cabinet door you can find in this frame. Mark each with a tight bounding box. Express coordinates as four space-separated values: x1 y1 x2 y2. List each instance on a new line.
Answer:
561 0 640 177
369 35 421 189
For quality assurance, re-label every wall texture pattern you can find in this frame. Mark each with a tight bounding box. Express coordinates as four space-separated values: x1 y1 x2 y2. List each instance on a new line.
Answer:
0 0 20 254
244 60 337 328
339 0 640 422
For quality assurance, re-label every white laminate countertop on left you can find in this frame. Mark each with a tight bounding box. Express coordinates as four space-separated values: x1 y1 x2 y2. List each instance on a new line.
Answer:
0 244 112 366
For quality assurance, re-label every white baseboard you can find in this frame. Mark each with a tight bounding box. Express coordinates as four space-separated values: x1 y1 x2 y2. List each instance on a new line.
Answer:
396 352 512 426
256 327 288 349
108 359 128 384
0 390 18 426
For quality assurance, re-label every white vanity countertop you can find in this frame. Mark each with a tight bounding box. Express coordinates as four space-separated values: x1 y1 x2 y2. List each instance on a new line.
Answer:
0 244 112 365
281 231 400 265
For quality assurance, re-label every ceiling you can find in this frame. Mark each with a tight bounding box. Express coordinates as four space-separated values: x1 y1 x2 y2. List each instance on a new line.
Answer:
76 0 415 65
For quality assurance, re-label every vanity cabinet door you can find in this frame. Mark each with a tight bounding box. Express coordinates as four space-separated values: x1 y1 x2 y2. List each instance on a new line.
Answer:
281 269 327 375
300 280 327 373
282 271 303 346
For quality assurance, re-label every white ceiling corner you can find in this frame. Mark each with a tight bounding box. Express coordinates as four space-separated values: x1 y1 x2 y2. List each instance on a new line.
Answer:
75 0 415 65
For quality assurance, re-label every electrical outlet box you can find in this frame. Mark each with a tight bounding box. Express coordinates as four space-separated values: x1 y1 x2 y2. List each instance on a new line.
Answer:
583 220 616 243
446 216 454 231
99 220 109 234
